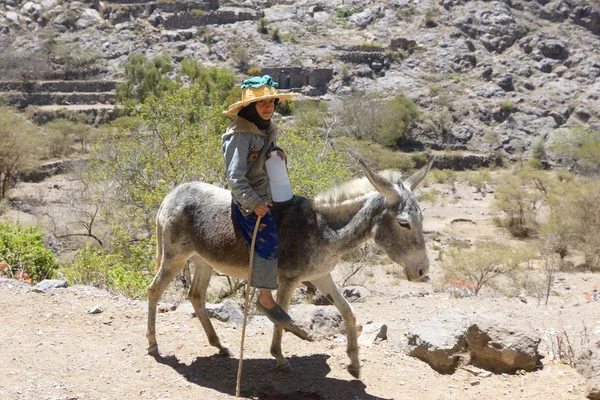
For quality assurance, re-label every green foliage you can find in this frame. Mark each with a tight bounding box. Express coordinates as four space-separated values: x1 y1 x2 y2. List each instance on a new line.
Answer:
90 85 228 232
337 92 419 148
291 100 328 127
247 65 262 76
336 137 415 171
61 238 153 299
466 169 492 193
270 27 280 41
337 8 354 18
417 188 442 204
190 8 205 16
279 127 352 198
0 222 58 284
232 46 249 68
0 107 43 198
542 177 600 271
420 111 452 140
492 167 552 237
424 8 439 28
257 18 269 34
277 99 296 116
531 135 547 166
280 33 298 43
549 126 600 175
44 118 96 155
500 101 515 113
116 53 178 110
428 84 441 97
441 241 534 295
51 43 100 72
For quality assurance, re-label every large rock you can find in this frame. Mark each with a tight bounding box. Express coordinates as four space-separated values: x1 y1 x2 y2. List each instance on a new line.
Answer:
289 304 344 339
454 2 526 53
33 279 69 293
206 299 244 324
576 339 600 400
75 8 103 29
406 309 471 373
466 315 541 373
407 309 541 374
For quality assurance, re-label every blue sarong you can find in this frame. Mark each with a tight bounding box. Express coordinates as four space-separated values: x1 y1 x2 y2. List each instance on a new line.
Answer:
232 201 279 261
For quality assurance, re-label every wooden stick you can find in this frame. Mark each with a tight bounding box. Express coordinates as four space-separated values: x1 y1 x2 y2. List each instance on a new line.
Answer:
236 215 262 398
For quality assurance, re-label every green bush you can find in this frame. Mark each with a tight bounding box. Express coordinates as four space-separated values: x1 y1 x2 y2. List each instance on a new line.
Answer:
60 237 153 299
549 126 600 176
441 241 534 296
0 222 58 284
337 92 419 148
337 8 354 18
0 107 44 198
257 18 268 34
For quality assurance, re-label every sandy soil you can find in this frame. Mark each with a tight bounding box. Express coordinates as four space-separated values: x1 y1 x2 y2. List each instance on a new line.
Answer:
1 175 600 400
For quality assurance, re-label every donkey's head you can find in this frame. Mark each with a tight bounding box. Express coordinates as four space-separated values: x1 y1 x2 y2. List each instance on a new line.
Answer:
359 157 433 282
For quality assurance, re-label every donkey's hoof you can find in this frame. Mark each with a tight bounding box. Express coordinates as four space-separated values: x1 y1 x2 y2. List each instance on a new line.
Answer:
271 362 294 374
148 345 159 357
347 365 361 379
219 347 234 357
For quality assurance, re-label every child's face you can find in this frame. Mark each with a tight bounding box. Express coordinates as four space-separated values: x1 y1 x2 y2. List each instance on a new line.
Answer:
256 99 276 121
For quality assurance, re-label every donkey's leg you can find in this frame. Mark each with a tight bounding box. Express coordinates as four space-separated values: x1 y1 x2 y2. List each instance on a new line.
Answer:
311 274 361 379
147 253 188 356
188 255 233 357
269 280 298 374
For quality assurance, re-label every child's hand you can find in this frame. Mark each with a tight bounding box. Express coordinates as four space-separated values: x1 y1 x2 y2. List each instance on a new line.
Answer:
276 150 287 162
253 201 272 217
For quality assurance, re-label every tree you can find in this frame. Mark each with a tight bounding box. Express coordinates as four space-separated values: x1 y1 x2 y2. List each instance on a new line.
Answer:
550 126 600 176
337 92 418 148
0 107 43 198
116 53 178 110
442 241 534 295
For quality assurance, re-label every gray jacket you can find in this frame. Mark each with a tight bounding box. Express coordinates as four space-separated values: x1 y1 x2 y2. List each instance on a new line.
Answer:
222 116 280 215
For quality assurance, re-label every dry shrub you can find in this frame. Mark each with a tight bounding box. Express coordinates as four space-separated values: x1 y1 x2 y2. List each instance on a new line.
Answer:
440 241 535 296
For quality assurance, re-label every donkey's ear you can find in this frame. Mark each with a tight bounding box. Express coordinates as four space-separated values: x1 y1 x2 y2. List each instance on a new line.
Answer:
405 154 435 191
357 158 401 205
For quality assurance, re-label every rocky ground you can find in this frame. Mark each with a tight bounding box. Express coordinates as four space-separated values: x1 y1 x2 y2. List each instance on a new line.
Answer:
2 170 600 400
1 0 599 157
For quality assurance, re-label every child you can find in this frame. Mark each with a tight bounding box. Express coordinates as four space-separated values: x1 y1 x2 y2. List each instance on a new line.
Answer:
222 75 298 326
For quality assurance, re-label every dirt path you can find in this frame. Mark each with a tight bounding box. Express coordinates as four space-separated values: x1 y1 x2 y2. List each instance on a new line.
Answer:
1 271 598 400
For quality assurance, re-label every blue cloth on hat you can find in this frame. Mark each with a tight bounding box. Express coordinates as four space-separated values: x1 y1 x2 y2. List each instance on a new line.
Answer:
240 75 279 89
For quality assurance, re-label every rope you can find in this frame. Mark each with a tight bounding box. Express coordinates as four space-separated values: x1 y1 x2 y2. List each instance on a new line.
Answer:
236 215 262 397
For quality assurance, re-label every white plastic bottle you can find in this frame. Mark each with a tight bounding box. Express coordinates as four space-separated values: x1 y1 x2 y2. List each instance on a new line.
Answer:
265 151 293 202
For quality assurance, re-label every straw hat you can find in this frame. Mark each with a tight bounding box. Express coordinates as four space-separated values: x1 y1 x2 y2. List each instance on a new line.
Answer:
223 75 299 116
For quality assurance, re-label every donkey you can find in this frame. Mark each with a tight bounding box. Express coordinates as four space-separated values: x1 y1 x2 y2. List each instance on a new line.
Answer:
147 158 433 379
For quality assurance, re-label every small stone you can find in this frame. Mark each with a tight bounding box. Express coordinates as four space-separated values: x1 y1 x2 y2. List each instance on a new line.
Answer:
88 305 103 314
470 380 480 386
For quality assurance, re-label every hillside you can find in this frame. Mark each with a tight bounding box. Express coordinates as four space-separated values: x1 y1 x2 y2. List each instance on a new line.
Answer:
1 0 599 159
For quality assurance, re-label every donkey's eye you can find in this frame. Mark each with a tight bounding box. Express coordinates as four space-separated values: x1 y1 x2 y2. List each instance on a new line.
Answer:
398 220 411 229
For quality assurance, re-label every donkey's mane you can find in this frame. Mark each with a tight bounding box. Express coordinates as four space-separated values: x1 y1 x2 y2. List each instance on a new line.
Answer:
314 169 406 206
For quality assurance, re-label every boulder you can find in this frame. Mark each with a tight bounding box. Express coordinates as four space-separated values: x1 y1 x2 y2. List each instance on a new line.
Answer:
406 309 471 373
407 309 542 374
466 315 541 373
576 339 600 400
358 322 387 347
289 304 344 339
33 279 69 293
206 299 244 324
76 8 103 29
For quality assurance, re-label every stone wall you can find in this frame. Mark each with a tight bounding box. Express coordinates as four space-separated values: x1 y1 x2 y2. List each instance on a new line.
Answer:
163 8 259 29
260 67 333 96
3 93 116 109
0 81 119 93
339 51 389 66
29 107 119 125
